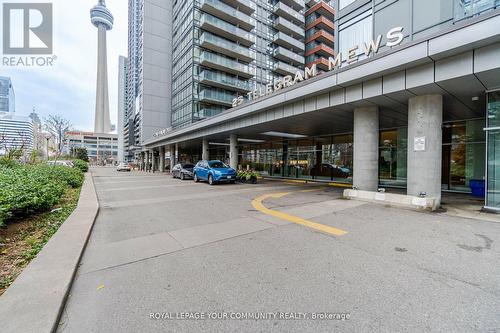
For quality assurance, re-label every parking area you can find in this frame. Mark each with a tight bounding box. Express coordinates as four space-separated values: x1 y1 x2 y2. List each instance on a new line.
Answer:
58 167 500 333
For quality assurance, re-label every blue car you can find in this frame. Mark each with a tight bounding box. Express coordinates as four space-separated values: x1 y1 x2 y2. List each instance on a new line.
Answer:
193 160 237 185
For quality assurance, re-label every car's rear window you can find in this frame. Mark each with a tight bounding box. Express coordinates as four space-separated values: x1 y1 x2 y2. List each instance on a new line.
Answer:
183 164 194 168
209 161 226 168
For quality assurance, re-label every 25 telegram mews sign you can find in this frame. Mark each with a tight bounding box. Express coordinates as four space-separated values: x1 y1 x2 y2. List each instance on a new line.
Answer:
232 27 404 108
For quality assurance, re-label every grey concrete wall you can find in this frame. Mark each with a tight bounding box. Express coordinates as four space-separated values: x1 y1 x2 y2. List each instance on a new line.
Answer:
407 95 443 201
353 106 379 191
141 0 172 142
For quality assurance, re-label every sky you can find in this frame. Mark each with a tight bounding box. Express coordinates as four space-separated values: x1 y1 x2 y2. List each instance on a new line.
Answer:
0 0 128 132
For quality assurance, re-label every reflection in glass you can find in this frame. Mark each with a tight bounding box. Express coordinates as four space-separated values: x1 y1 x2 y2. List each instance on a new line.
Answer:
486 91 500 209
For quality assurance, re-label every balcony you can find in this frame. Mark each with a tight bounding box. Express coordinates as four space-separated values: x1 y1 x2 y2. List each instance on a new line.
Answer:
306 57 330 71
200 51 255 78
273 17 305 39
280 0 305 11
305 16 334 31
305 43 334 58
305 29 334 46
200 32 255 63
220 0 256 15
305 1 335 21
273 61 301 76
200 0 255 31
199 89 234 107
273 31 305 52
273 46 305 66
200 13 256 47
273 2 304 26
199 70 253 92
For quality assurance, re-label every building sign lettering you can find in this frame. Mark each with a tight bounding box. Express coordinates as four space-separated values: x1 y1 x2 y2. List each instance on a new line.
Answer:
232 27 404 108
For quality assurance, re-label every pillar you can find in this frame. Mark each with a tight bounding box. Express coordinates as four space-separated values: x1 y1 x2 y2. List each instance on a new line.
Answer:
175 143 179 165
170 145 176 172
229 134 238 170
353 106 379 191
145 151 150 172
202 139 209 160
407 95 443 202
159 146 165 172
150 149 156 172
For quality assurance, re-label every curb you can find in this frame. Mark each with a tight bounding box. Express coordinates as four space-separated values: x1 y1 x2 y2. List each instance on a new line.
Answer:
0 172 99 333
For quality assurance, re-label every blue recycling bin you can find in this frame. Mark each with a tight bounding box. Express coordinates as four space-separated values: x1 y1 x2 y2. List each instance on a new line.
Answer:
469 179 485 198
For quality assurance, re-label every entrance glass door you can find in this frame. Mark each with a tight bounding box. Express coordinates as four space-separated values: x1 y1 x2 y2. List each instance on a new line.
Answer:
485 90 500 210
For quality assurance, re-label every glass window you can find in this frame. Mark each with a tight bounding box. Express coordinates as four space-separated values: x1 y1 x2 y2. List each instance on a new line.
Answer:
379 128 407 187
486 91 500 209
338 12 372 60
374 0 410 46
339 0 357 10
413 0 453 33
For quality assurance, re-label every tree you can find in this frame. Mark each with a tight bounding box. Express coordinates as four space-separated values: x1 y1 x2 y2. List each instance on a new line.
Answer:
44 115 71 154
71 147 89 162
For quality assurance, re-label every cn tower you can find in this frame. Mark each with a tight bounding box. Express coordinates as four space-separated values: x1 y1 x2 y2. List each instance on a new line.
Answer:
90 0 113 133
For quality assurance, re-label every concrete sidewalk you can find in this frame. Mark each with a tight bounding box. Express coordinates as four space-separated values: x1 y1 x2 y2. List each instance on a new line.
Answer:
0 173 99 333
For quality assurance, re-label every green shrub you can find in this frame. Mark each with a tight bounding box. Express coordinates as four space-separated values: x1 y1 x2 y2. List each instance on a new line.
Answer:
73 159 89 173
0 164 84 226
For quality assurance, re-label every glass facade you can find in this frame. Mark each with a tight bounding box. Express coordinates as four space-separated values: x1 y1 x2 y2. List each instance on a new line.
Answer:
336 0 500 56
171 0 288 129
236 119 486 193
485 91 500 209
442 119 485 192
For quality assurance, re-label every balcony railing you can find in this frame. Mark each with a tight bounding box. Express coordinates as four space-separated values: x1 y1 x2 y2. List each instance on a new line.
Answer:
273 46 305 66
200 13 256 46
273 61 301 76
220 0 256 15
273 2 304 26
273 16 305 39
273 31 305 51
200 0 255 31
199 51 255 78
199 89 234 106
199 70 253 92
199 32 255 62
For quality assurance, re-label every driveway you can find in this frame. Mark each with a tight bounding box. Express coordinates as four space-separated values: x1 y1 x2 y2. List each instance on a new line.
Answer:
58 167 500 332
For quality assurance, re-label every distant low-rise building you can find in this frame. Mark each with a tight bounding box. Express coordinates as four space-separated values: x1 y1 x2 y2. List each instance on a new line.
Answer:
64 130 118 163
0 112 33 156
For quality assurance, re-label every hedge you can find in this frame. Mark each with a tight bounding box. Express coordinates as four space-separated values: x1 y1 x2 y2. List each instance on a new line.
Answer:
0 164 84 225
73 159 89 173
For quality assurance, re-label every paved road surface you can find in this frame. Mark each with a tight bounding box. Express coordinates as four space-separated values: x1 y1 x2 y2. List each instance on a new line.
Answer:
58 167 500 332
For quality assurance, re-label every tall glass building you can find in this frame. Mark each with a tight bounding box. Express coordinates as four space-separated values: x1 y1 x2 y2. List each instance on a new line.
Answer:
142 0 500 211
0 76 15 113
171 0 316 128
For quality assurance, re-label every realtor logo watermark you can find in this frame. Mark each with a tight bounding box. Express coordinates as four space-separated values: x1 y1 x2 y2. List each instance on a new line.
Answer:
2 2 56 66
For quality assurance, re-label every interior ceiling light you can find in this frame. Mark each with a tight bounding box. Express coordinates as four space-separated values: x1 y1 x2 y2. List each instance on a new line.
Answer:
261 131 307 138
208 142 230 146
236 138 266 143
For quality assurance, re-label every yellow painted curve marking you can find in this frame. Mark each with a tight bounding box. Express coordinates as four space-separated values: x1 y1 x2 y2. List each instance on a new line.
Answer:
252 192 348 236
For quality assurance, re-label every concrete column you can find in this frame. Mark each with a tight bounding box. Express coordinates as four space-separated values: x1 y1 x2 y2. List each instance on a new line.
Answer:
170 145 176 172
150 149 156 172
407 95 443 202
145 151 150 172
175 143 179 164
159 146 165 172
229 134 238 170
353 106 379 191
202 139 209 160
